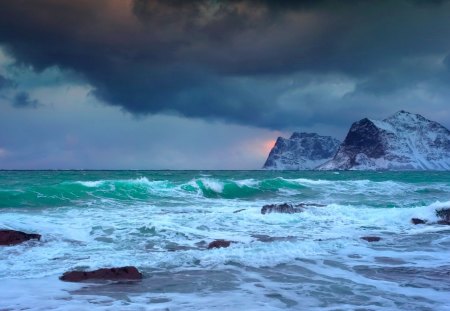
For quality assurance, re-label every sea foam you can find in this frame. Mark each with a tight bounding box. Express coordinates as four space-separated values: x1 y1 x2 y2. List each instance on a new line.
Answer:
1 171 450 310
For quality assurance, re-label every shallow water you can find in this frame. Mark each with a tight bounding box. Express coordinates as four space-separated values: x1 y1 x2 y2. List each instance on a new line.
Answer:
0 170 449 310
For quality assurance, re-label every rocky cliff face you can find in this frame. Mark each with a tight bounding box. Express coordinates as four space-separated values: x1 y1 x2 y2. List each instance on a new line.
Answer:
319 111 450 170
263 132 341 170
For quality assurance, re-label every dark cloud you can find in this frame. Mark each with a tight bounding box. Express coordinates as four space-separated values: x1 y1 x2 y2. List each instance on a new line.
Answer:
0 0 450 129
12 91 40 108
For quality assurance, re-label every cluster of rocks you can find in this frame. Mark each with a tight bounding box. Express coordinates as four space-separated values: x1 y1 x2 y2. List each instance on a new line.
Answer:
260 203 384 243
0 229 142 283
260 203 450 243
0 230 237 282
3 205 448 282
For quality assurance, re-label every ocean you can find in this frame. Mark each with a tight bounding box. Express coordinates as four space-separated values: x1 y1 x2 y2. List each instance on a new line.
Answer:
0 170 449 310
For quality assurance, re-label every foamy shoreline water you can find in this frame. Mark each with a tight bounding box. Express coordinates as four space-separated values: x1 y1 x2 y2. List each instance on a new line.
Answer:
1 171 449 310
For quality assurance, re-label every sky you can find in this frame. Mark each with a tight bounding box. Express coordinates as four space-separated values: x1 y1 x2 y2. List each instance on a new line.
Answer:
1 0 450 169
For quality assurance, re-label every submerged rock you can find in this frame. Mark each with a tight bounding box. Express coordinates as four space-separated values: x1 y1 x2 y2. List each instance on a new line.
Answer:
251 234 295 243
411 218 427 225
296 203 326 208
261 202 325 215
0 229 41 246
208 240 232 249
60 266 142 282
194 240 208 248
165 242 196 252
361 236 382 242
261 203 303 215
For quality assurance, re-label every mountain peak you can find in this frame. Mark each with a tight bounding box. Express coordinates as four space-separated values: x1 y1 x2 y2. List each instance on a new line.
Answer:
263 132 340 170
290 132 319 140
319 111 450 171
385 110 425 123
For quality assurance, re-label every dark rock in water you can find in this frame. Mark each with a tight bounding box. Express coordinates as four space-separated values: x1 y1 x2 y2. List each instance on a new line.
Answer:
0 230 41 246
261 203 304 215
60 266 142 282
208 240 232 249
437 220 450 225
165 242 196 252
361 236 382 242
411 218 427 225
436 208 450 222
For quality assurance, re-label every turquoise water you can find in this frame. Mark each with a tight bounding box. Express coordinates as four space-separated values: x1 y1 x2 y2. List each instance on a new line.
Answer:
1 171 449 310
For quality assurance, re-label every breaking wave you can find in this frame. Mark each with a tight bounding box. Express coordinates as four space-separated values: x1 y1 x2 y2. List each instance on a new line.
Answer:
1 174 450 208
1 171 450 311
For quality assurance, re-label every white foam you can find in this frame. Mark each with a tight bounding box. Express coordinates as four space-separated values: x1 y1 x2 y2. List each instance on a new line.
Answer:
197 178 224 193
234 178 258 188
76 177 156 188
2 173 450 310
76 180 104 187
289 178 332 185
0 277 85 311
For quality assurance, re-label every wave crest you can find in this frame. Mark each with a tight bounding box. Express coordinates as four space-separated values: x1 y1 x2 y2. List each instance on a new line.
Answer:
1 175 450 207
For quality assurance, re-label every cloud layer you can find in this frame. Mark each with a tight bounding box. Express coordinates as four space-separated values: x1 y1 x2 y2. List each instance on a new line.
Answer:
0 0 450 130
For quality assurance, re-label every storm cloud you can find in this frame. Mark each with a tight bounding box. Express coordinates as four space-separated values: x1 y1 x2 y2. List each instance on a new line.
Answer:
0 0 450 129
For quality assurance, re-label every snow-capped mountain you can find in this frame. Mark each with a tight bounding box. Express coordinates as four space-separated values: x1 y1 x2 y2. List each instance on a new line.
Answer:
263 132 341 170
319 111 450 170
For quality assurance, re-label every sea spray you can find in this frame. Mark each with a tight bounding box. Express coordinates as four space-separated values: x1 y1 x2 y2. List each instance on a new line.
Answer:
1 171 450 310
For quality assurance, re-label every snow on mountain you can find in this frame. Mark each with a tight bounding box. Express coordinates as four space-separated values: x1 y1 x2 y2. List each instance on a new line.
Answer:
319 110 450 170
263 132 341 170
